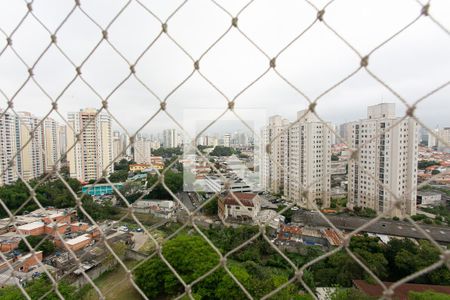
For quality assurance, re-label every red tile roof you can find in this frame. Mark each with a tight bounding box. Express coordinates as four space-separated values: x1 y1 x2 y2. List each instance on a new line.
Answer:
353 280 450 300
322 228 342 246
222 193 257 207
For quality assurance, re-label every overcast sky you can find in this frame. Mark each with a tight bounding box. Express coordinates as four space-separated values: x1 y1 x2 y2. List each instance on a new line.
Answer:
0 0 449 136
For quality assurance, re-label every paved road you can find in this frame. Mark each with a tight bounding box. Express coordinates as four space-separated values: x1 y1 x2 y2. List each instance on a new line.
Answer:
178 192 195 212
292 210 450 243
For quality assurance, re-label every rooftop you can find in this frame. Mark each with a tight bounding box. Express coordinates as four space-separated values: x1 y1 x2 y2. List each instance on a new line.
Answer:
353 280 450 300
17 221 45 231
66 234 91 246
222 193 257 207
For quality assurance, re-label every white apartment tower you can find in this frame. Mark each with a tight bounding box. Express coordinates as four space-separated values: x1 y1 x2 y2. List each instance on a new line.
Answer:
162 129 178 148
66 108 113 183
58 125 67 159
223 133 231 147
0 111 18 185
113 130 126 160
133 134 152 164
284 110 332 208
347 103 418 217
260 115 290 195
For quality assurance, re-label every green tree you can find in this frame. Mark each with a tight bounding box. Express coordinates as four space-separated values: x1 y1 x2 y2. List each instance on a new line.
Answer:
18 235 55 256
431 169 441 175
108 169 129 182
418 160 440 170
79 198 119 221
210 146 236 157
0 276 77 300
409 290 450 300
134 234 220 298
331 288 375 300
202 196 218 216
145 170 183 199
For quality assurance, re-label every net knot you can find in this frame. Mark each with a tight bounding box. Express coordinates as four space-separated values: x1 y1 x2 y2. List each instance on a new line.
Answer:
270 57 276 68
360 55 369 67
421 4 430 16
232 17 238 27
317 10 325 21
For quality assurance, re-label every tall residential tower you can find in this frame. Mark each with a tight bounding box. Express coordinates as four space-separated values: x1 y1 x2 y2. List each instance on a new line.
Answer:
347 103 418 217
66 108 113 182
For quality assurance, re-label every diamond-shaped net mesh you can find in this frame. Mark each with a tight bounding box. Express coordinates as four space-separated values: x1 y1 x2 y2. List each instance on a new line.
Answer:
0 0 449 299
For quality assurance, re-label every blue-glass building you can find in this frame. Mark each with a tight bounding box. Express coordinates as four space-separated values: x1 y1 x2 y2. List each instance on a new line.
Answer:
81 183 124 196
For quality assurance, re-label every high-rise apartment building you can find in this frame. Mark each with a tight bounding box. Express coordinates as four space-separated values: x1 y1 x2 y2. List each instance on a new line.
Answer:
0 111 18 185
284 110 332 208
162 129 178 148
260 115 290 195
223 133 231 147
17 112 45 181
133 134 152 164
43 118 61 172
428 127 450 152
347 103 418 217
66 108 113 183
339 122 353 144
58 124 67 159
113 130 126 160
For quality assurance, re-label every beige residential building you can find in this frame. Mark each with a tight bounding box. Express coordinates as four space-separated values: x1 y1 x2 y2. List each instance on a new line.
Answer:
17 112 45 181
284 110 332 209
347 103 418 217
43 118 61 172
66 108 113 182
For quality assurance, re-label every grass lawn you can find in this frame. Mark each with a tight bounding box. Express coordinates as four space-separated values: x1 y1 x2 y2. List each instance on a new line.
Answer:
82 260 142 300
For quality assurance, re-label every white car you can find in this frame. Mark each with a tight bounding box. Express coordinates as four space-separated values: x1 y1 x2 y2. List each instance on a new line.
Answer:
290 207 299 211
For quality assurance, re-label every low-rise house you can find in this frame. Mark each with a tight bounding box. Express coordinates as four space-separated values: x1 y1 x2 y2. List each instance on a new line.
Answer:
17 222 45 236
64 234 92 252
0 234 21 253
129 164 151 172
417 191 442 206
218 193 261 220
15 251 43 272
42 211 71 225
256 210 285 229
132 200 175 218
44 223 69 236
278 224 303 242
71 222 90 233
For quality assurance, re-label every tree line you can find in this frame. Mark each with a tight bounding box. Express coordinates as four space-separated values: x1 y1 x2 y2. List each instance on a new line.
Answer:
133 226 450 299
